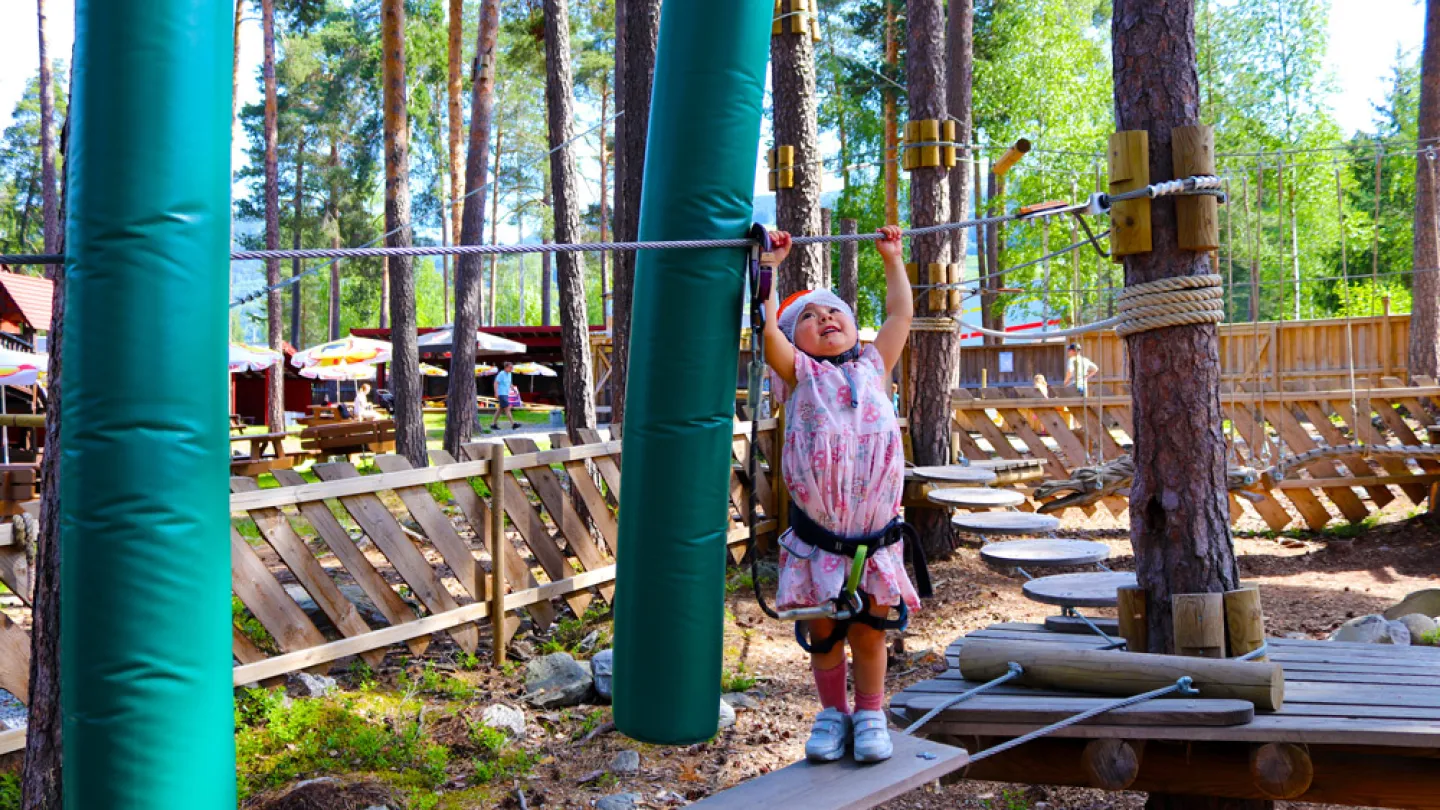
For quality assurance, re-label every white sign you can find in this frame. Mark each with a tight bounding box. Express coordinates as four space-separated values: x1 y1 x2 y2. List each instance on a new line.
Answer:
998 352 1014 373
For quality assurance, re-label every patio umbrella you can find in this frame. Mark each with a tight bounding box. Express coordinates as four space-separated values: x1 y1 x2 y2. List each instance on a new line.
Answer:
292 336 392 369
0 348 47 463
419 363 448 377
416 327 526 357
299 362 377 381
512 362 557 377
476 364 498 376
229 343 283 373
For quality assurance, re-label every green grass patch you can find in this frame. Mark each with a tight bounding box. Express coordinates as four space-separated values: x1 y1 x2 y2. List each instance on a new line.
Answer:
1423 628 1440 646
538 603 611 657
233 597 279 655
0 772 19 810
400 664 476 701
721 662 757 693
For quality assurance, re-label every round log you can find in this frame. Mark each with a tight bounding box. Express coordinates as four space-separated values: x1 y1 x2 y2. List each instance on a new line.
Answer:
979 539 1111 568
927 487 1025 508
1224 586 1266 660
1172 592 1225 658
1116 585 1149 653
956 637 1284 711
1082 739 1144 790
1249 743 1312 800
1022 572 1137 608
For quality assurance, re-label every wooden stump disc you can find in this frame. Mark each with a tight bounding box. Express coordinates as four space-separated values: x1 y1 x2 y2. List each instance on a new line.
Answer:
927 487 1025 508
910 465 999 485
1250 742 1314 799
1082 738 1143 791
951 512 1060 536
1021 571 1138 608
979 539 1111 568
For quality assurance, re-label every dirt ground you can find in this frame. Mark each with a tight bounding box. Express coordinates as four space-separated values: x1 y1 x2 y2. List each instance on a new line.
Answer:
253 494 1439 810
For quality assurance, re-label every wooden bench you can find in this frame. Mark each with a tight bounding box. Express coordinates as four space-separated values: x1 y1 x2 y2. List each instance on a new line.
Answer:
230 432 303 477
0 465 37 517
300 419 396 458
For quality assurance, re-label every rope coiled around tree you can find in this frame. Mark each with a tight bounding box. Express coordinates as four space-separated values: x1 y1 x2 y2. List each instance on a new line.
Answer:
1113 274 1226 337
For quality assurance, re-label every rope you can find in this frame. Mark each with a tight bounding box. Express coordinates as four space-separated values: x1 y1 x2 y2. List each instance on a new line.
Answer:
902 662 1024 735
1113 274 1225 337
965 677 1199 764
1265 442 1440 482
1035 453 1262 512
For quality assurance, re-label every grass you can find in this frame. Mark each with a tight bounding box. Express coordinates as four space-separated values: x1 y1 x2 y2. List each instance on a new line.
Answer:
233 596 279 654
1423 628 1440 646
721 662 757 693
537 603 612 657
0 773 18 810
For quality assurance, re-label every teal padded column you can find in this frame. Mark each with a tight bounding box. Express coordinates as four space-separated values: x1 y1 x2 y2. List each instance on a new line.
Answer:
613 1 772 743
61 0 235 806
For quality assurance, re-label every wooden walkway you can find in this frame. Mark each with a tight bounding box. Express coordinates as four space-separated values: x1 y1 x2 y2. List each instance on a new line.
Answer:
892 622 1440 807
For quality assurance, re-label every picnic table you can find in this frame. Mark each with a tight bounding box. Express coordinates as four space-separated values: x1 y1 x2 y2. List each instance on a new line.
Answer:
230 431 301 477
300 419 396 459
296 405 347 428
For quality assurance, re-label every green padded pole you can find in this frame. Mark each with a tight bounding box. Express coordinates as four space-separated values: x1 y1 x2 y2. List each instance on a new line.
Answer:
613 1 772 744
61 0 235 806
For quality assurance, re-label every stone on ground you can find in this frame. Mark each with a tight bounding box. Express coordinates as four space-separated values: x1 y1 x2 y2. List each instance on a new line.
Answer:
287 672 339 698
718 697 736 730
284 583 388 630
525 652 594 708
721 692 760 711
596 793 642 810
1395 613 1438 645
1383 588 1440 621
1330 614 1397 644
609 749 640 775
480 703 527 738
1387 619 1412 646
590 648 613 703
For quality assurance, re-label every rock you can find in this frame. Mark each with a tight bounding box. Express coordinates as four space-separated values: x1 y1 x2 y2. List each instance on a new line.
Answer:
509 639 536 661
287 672 339 698
1283 632 1310 641
591 649 614 704
284 583 388 630
1330 614 1393 644
525 652 594 709
718 697 736 730
577 630 602 654
721 692 760 711
1396 613 1438 645
608 749 640 775
1385 589 1440 621
596 793 642 810
1387 620 1412 646
480 704 526 739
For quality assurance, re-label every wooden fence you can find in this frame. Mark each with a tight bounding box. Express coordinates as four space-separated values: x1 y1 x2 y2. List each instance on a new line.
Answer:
0 422 784 717
951 377 1440 531
959 313 1413 392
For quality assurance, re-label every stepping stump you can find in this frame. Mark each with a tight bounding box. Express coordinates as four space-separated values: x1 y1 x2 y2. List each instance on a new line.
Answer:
978 539 1111 569
1022 571 1138 609
951 512 1060 536
927 487 1026 509
910 465 999 486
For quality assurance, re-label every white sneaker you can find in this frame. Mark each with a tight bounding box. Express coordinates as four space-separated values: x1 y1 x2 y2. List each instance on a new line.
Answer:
804 708 851 763
851 709 893 762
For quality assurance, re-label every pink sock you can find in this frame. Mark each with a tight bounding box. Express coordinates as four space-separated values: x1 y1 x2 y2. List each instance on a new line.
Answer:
854 691 885 712
813 661 851 714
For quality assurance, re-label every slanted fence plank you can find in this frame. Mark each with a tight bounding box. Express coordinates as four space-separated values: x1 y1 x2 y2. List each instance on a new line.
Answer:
504 437 616 604
371 455 485 602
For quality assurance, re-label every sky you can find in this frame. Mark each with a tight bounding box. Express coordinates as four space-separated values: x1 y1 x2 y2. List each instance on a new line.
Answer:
0 1 1428 233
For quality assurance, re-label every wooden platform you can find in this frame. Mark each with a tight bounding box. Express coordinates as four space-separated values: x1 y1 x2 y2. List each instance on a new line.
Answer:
891 622 1440 807
951 512 1060 535
909 465 999 485
927 487 1025 508
689 731 968 810
980 539 1111 568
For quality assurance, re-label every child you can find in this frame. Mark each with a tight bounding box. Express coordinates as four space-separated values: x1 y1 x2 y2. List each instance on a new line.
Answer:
761 226 921 764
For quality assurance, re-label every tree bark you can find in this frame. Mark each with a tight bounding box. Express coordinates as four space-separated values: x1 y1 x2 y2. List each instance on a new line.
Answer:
983 172 1004 344
610 0 660 430
772 9 825 298
382 0 426 467
21 75 68 809
328 139 342 340
233 0 245 129
1411 0 1440 379
290 139 305 349
544 0 597 436
599 76 610 327
839 218 858 312
947 0 973 269
820 207 832 285
905 0 956 561
884 1 900 226
447 0 465 280
263 0 285 431
542 180 553 326
488 124 503 328
444 0 500 455
37 0 59 264
1113 0 1239 658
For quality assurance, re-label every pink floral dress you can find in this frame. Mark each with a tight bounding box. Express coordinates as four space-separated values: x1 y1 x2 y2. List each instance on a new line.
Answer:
774 345 920 611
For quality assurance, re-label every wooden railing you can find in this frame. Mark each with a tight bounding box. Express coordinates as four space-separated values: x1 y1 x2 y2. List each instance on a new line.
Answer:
951 377 1440 531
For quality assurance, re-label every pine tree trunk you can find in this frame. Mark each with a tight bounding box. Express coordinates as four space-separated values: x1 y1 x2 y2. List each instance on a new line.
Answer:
839 218 858 311
1411 0 1440 379
905 0 956 561
599 78 610 324
233 0 245 128
383 0 426 467
544 0 597 436
772 9 824 298
290 143 305 349
329 140 342 340
21 76 68 809
37 0 59 264
1114 0 1240 658
447 0 465 274
947 0 973 264
610 0 660 430
883 1 900 226
542 182 553 326
263 0 285 431
380 260 390 329
444 0 499 454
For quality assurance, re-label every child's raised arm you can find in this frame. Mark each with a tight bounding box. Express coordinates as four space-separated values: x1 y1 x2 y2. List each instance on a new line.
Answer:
761 231 798 388
870 225 912 372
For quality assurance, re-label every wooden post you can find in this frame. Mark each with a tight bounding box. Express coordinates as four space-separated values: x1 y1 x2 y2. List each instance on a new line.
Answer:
1223 585 1266 660
1250 743 1314 800
1171 125 1219 251
1381 294 1393 381
1081 739 1143 791
1116 585 1148 653
1172 592 1225 658
927 263 947 313
489 441 508 665
1107 131 1151 258
991 138 1031 177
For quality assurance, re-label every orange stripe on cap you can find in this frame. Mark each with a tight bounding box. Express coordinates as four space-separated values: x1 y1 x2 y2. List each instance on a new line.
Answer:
777 289 813 321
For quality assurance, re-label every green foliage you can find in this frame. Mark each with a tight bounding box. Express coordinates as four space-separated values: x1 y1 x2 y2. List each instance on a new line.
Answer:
235 693 450 801
0 772 20 810
980 788 1031 810
0 66 68 255
720 663 757 694
1422 628 1440 646
233 597 279 655
400 663 476 700
539 603 611 657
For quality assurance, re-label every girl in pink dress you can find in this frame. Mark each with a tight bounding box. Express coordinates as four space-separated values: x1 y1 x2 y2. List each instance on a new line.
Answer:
761 226 920 764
